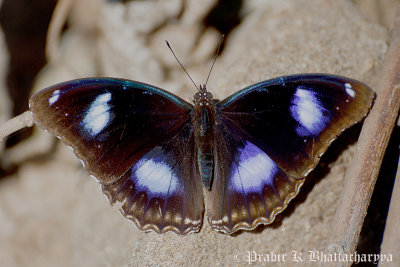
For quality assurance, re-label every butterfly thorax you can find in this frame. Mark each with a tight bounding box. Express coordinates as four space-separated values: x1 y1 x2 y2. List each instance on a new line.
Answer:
193 85 215 190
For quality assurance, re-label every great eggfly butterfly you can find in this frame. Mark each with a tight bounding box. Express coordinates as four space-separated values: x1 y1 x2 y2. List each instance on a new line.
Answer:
29 73 374 234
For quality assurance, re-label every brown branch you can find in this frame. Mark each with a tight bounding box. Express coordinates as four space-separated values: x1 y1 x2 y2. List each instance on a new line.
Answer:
0 111 33 143
326 7 400 267
380 118 400 265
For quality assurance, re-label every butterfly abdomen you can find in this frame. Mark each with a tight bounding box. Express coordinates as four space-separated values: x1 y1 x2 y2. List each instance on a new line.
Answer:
197 146 213 190
193 87 216 190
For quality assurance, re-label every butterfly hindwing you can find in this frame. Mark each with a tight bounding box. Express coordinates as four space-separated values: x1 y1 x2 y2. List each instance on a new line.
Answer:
102 123 204 234
207 74 374 233
29 78 204 234
207 123 304 233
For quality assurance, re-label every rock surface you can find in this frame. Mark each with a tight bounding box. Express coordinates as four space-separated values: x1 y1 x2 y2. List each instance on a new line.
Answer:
0 0 389 266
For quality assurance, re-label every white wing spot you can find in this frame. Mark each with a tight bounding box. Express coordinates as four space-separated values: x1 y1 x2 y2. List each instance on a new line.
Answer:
82 92 112 136
230 141 276 193
49 90 61 106
135 158 178 196
290 87 329 136
345 83 355 98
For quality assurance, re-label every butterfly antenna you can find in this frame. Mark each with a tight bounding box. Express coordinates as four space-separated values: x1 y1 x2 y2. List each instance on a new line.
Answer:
166 40 199 91
205 34 224 87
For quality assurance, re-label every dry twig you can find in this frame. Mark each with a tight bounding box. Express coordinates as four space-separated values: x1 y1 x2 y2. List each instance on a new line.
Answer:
379 118 400 266
0 111 33 144
326 7 400 267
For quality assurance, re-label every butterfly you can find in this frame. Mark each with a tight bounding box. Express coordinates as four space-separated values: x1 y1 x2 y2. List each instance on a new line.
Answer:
29 73 374 234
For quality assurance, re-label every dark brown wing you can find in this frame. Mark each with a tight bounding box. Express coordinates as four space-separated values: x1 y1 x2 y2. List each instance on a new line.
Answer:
207 74 374 233
102 123 203 234
30 78 204 234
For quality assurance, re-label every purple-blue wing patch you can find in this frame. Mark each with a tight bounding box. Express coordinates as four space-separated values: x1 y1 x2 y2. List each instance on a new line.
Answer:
102 126 204 234
208 126 303 233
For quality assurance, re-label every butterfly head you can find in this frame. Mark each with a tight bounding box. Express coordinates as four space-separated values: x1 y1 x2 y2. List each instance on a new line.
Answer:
194 85 213 107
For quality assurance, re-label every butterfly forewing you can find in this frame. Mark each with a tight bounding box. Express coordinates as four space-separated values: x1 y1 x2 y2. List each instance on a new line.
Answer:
207 74 374 233
29 78 204 234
